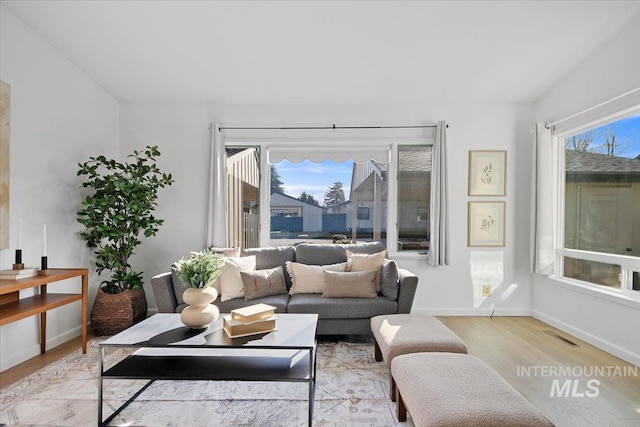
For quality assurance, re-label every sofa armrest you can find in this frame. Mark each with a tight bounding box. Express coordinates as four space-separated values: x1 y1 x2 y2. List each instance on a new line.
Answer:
396 268 418 313
151 272 178 313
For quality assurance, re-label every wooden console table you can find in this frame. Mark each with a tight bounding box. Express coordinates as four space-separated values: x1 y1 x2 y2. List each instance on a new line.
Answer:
0 268 88 354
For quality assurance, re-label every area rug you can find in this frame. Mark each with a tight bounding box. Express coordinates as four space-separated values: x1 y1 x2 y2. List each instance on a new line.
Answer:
0 338 413 426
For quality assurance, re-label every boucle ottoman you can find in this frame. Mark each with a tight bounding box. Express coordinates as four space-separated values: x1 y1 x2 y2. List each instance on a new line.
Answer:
370 314 467 365
391 353 555 427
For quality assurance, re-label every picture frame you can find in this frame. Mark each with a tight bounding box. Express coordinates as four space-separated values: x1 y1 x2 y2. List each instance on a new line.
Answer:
468 150 507 196
468 201 505 247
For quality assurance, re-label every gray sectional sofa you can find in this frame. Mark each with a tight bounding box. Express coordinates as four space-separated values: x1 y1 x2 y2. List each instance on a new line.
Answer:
151 242 418 335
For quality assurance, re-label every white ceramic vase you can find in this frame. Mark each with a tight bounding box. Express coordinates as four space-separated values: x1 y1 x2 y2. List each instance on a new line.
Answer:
180 286 219 329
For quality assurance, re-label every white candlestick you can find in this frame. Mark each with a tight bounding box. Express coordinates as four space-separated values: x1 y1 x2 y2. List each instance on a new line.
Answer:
17 219 22 248
43 224 47 256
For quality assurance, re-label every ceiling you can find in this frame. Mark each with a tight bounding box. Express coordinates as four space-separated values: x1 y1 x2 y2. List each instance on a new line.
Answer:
3 1 639 104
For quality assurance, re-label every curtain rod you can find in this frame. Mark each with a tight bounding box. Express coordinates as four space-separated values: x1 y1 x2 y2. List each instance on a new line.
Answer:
546 87 640 129
217 124 446 131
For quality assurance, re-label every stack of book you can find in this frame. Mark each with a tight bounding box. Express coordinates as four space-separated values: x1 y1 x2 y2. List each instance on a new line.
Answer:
0 268 39 280
223 303 277 338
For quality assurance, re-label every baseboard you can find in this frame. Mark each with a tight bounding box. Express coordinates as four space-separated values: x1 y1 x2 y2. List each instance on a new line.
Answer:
532 310 640 367
0 325 82 372
412 307 532 316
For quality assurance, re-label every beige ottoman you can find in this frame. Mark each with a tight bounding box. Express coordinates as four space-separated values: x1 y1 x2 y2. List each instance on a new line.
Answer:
370 314 467 366
391 353 555 426
371 314 468 400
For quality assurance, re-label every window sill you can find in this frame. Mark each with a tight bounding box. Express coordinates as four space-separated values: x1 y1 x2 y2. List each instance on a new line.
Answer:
389 251 428 261
547 275 640 309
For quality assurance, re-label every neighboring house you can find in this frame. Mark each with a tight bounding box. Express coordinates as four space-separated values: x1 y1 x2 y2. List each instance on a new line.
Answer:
565 149 640 255
349 160 388 242
347 151 431 249
270 191 324 233
564 150 640 281
226 148 260 248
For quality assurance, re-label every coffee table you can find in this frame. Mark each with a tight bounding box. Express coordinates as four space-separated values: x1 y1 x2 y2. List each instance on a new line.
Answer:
99 313 318 426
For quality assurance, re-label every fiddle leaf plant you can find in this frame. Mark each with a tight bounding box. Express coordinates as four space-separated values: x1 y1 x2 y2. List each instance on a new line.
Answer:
77 145 174 294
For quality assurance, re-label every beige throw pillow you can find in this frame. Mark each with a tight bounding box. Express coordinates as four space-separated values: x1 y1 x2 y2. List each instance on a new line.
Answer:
240 266 288 301
322 270 378 298
346 250 386 291
286 261 347 295
220 256 257 302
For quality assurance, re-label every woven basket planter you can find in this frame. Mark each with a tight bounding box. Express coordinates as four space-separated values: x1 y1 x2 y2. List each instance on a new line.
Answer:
90 287 147 336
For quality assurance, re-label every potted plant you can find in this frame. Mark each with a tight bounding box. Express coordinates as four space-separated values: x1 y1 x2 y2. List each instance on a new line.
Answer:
174 249 225 328
77 145 173 335
332 234 352 244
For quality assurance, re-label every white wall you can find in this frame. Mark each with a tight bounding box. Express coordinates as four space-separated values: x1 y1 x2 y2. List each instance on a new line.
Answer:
0 6 119 371
533 22 640 366
120 102 534 317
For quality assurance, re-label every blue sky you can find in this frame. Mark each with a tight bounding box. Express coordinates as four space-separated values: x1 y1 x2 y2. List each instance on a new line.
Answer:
572 114 640 158
273 159 354 204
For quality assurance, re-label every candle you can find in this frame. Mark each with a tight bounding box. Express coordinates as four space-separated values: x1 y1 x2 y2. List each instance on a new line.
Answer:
43 224 47 256
17 219 22 248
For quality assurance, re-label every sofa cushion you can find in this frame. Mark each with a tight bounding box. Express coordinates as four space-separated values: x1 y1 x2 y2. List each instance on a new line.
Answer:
219 256 257 302
241 246 296 289
211 293 290 314
241 266 288 301
288 293 397 319
286 261 347 295
322 270 378 298
381 259 399 300
294 242 386 265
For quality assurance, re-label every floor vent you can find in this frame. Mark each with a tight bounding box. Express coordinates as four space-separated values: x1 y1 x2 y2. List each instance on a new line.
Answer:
544 330 580 347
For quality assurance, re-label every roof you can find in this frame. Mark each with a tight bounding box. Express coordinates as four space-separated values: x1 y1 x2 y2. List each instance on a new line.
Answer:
270 191 325 210
565 150 640 181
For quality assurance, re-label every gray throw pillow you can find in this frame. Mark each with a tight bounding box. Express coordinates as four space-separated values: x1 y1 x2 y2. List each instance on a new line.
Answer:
171 264 188 305
381 259 399 300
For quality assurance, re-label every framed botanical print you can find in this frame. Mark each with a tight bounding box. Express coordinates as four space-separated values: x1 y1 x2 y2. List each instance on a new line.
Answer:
468 150 507 196
468 201 505 247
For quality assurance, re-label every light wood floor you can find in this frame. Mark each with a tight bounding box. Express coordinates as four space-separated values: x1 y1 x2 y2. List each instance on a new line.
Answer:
438 316 640 427
1 317 639 426
0 335 86 388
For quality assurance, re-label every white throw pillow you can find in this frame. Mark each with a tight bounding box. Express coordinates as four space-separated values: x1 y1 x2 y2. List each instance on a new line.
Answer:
220 256 257 302
208 247 241 293
286 261 347 295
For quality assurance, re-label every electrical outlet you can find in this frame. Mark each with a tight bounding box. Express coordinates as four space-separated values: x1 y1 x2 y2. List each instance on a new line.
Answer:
482 285 492 297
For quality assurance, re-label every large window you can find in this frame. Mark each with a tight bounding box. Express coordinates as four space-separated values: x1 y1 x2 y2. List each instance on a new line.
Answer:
559 113 640 293
268 158 389 247
223 143 432 253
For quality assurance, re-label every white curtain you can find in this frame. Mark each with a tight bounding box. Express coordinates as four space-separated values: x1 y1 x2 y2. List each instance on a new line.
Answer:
427 121 449 266
530 123 556 275
205 123 227 248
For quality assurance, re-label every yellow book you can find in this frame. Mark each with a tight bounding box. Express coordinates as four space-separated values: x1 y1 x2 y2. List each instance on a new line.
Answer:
231 303 276 324
223 315 277 338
